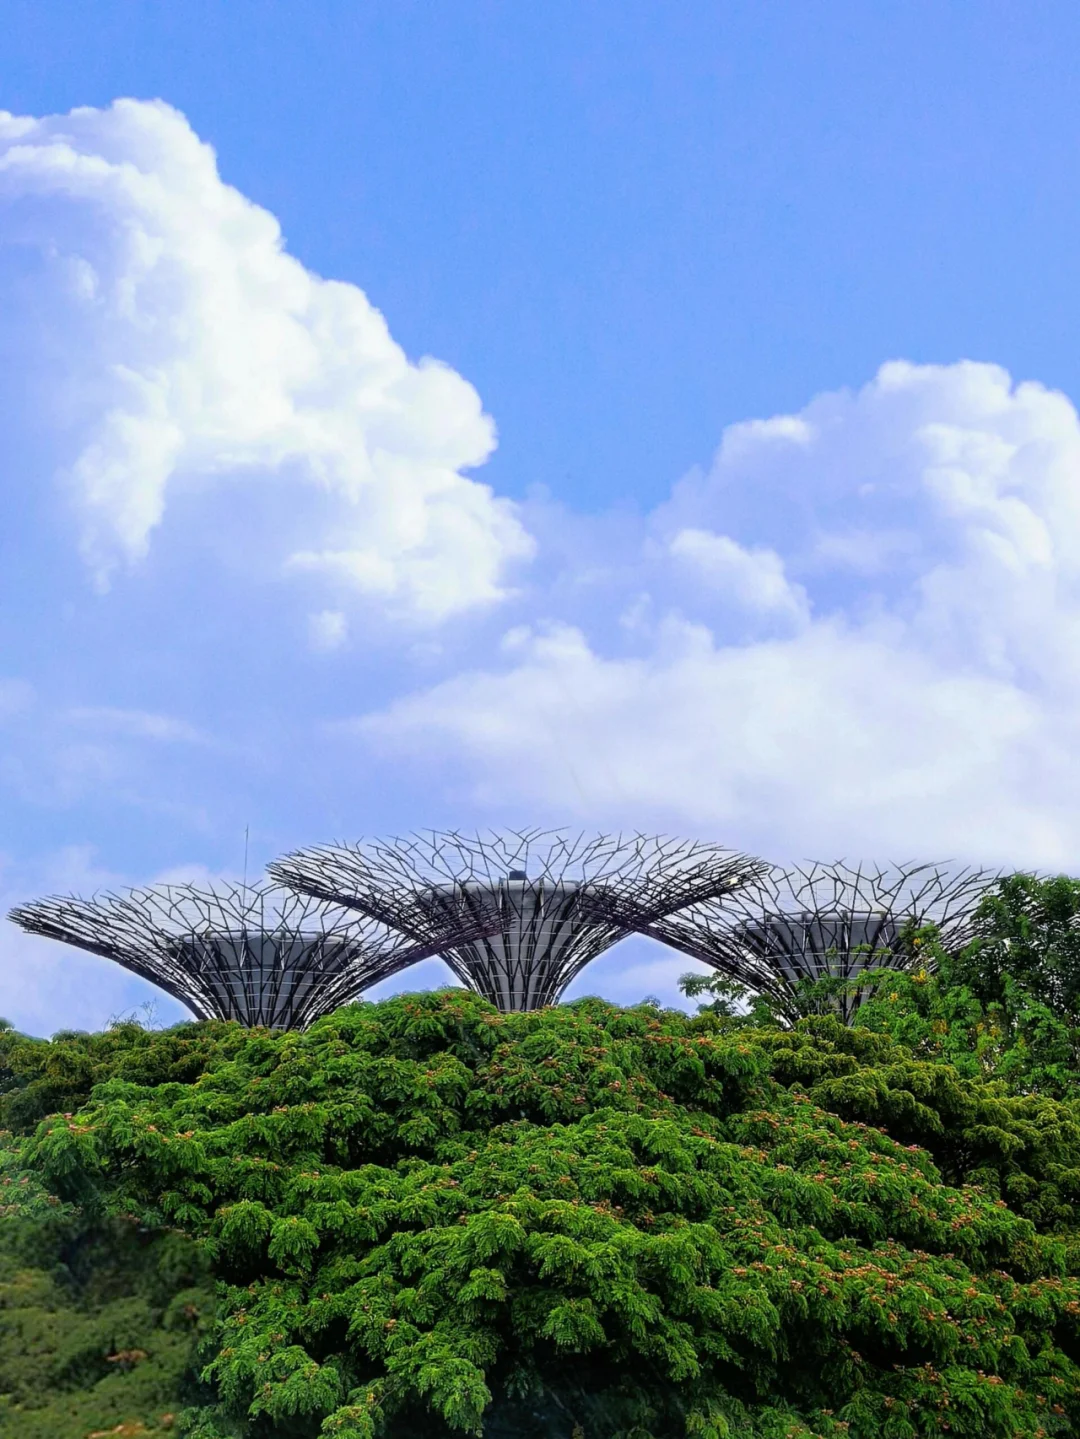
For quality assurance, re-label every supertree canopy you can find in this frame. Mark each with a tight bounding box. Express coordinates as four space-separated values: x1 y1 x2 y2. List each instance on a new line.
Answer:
269 829 767 1011
7 880 469 1030
639 860 997 1023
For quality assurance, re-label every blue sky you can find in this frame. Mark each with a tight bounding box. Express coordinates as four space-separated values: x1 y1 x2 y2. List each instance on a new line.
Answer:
5 3 1080 1033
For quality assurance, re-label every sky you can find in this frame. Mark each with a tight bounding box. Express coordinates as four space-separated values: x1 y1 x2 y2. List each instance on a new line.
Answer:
5 2 1080 1033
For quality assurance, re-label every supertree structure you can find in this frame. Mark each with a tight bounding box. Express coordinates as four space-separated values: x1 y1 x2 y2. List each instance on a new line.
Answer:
269 829 767 1011
635 860 996 1023
8 879 474 1030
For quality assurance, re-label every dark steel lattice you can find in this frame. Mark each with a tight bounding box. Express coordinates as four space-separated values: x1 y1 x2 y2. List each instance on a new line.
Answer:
269 829 767 1011
8 880 471 1030
640 860 997 1023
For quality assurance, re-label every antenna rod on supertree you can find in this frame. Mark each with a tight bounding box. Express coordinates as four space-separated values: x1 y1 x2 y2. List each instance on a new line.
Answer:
8 879 477 1031
269 828 768 1012
640 860 998 1024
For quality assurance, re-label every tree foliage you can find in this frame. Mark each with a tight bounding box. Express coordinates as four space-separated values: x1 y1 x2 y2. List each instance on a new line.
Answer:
6 872 1080 1437
0 1209 213 1438
853 875 1080 1101
4 988 1080 1438
681 873 1080 1101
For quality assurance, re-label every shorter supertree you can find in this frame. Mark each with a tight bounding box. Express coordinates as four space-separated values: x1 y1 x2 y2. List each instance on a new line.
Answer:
637 860 996 1023
8 880 467 1030
270 829 767 1011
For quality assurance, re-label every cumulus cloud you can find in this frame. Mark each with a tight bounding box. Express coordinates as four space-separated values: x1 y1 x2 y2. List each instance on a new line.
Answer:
0 99 533 620
358 361 1080 868
667 529 809 626
655 359 1080 681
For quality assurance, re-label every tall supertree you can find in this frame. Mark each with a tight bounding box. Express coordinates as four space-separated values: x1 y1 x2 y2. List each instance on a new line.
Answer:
269 829 767 1011
634 860 996 1023
8 879 472 1030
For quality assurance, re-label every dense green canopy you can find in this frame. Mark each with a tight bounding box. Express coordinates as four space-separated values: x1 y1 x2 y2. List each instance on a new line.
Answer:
6 872 1080 1437
4 976 1080 1439
0 1213 212 1438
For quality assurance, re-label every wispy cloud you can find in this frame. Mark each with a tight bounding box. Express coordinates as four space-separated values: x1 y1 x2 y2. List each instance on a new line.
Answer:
67 706 208 744
0 679 35 718
307 610 349 653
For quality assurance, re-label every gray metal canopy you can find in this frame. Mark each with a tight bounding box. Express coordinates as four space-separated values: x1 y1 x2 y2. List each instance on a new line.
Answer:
639 860 997 1023
8 879 471 1029
270 828 768 1011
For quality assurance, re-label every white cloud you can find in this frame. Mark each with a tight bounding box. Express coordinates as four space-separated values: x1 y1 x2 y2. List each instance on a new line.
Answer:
0 690 216 820
0 99 533 621
308 609 349 652
668 528 809 626
357 361 1080 869
68 706 206 743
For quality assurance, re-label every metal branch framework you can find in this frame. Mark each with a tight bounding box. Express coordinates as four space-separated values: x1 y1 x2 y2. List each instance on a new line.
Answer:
269 829 767 1011
8 880 470 1030
640 860 997 1023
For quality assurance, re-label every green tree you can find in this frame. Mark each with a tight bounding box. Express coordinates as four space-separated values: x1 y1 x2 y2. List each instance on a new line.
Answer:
5 991 1080 1438
0 1210 213 1438
680 874 1080 1099
950 874 1080 1017
850 874 1080 1100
